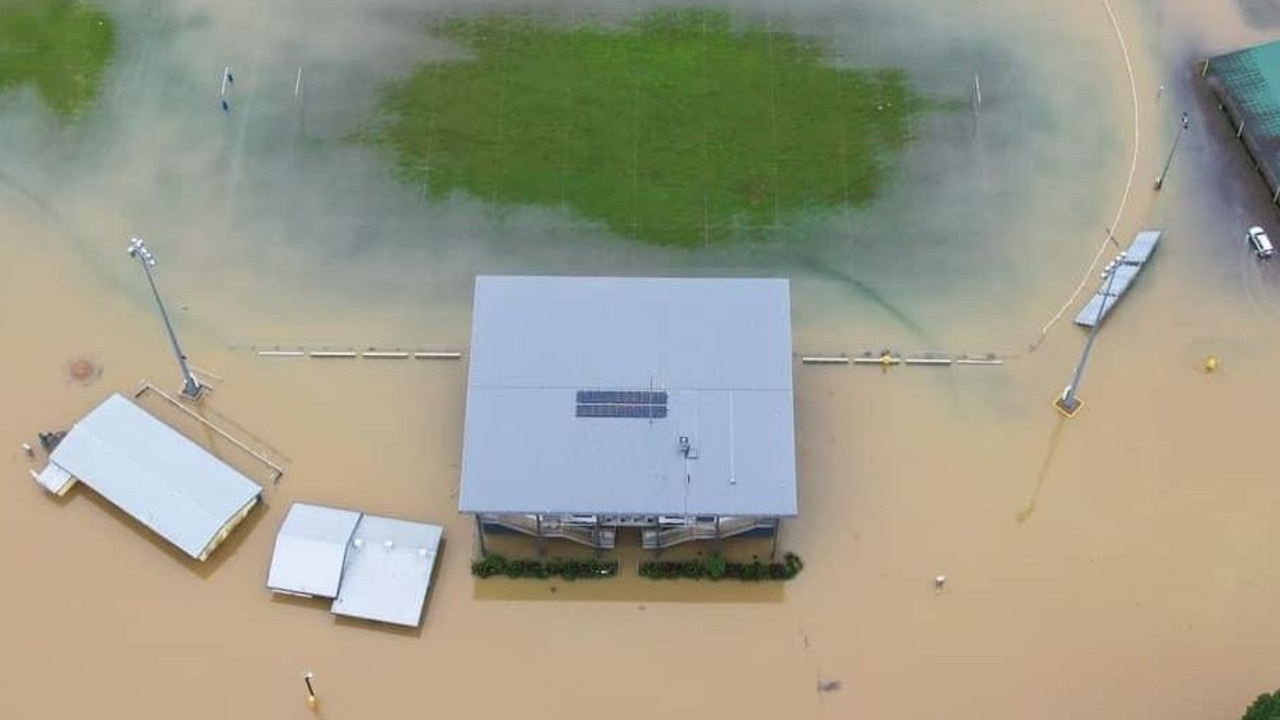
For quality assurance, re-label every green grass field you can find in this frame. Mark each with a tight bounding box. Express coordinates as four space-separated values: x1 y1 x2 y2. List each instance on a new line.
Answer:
0 0 114 119
371 10 925 247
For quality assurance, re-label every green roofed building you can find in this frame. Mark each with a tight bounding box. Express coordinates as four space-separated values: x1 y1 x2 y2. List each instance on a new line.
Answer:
1205 40 1280 203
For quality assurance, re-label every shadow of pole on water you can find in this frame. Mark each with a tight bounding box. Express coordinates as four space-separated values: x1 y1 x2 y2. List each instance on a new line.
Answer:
789 251 937 347
1016 416 1067 524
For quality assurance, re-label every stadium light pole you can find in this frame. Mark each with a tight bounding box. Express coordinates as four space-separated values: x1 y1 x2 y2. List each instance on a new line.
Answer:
127 238 203 399
1154 112 1190 190
1053 251 1127 418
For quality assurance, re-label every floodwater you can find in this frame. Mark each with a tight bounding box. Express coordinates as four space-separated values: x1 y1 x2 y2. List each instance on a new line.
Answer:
2 0 1280 718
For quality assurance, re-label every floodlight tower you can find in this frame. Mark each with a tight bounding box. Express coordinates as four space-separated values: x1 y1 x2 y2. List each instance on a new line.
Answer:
127 237 203 399
1053 252 1126 418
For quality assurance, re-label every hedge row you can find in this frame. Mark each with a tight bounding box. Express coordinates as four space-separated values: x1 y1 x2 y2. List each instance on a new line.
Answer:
471 554 618 580
638 552 804 581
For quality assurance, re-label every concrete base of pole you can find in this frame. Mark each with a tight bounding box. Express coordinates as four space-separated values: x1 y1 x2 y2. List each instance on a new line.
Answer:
179 382 206 401
1053 394 1083 418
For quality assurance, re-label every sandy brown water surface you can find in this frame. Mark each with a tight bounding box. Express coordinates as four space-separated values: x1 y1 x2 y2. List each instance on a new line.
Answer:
3 0 1280 718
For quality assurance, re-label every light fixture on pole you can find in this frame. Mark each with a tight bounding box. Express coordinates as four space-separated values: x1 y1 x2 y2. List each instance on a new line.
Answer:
1154 112 1190 190
127 238 203 400
1053 251 1127 418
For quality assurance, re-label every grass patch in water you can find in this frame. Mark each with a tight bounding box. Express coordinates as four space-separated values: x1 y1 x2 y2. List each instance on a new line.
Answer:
0 0 115 119
369 10 925 247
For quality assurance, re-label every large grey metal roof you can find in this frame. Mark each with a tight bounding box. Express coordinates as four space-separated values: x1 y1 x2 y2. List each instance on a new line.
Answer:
36 393 263 560
460 276 798 517
266 503 362 598
331 514 443 627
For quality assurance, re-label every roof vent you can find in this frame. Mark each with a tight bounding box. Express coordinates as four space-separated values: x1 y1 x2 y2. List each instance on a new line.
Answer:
678 436 699 459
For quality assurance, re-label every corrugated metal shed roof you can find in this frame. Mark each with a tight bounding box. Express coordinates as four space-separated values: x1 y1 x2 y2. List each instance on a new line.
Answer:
1074 230 1162 328
1099 264 1142 298
266 503 361 598
460 276 798 517
1206 42 1280 198
38 393 263 560
1074 294 1120 328
1123 230 1162 264
331 514 443 628
34 463 74 496
1209 41 1280 137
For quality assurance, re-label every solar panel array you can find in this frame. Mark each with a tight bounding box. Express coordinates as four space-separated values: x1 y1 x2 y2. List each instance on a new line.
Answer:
576 404 668 419
576 390 668 405
575 389 668 419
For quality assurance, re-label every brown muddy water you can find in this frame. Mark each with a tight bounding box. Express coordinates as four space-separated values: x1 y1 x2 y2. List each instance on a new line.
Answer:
3 0 1280 718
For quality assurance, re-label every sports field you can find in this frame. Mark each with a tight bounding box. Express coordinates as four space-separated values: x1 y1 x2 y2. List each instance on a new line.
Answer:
0 0 114 119
370 10 928 247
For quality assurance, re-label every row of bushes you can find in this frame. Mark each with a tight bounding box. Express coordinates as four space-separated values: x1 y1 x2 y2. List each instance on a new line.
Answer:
638 552 804 581
471 554 618 580
472 552 805 582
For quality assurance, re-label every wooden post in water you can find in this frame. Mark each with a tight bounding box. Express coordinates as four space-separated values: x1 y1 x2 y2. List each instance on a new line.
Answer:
302 671 317 709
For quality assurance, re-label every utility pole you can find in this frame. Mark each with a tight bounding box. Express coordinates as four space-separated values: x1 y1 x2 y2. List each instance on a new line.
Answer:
1154 112 1190 190
127 238 203 400
1053 252 1127 418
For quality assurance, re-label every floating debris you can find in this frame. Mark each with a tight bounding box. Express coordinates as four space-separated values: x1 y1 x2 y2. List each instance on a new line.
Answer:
39 430 67 453
817 679 842 693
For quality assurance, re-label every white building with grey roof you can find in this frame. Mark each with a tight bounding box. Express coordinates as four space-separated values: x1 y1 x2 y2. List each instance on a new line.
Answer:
459 275 798 555
31 393 262 561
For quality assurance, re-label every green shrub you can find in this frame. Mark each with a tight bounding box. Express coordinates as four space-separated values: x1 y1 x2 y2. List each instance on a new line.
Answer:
471 554 618 580
638 552 803 582
1242 689 1280 720
705 554 727 579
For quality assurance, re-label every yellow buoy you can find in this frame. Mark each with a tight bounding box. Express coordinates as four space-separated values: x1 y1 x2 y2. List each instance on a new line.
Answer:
307 695 318 709
1204 356 1218 373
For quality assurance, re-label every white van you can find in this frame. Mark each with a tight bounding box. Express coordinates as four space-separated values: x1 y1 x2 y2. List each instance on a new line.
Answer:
1248 226 1274 258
